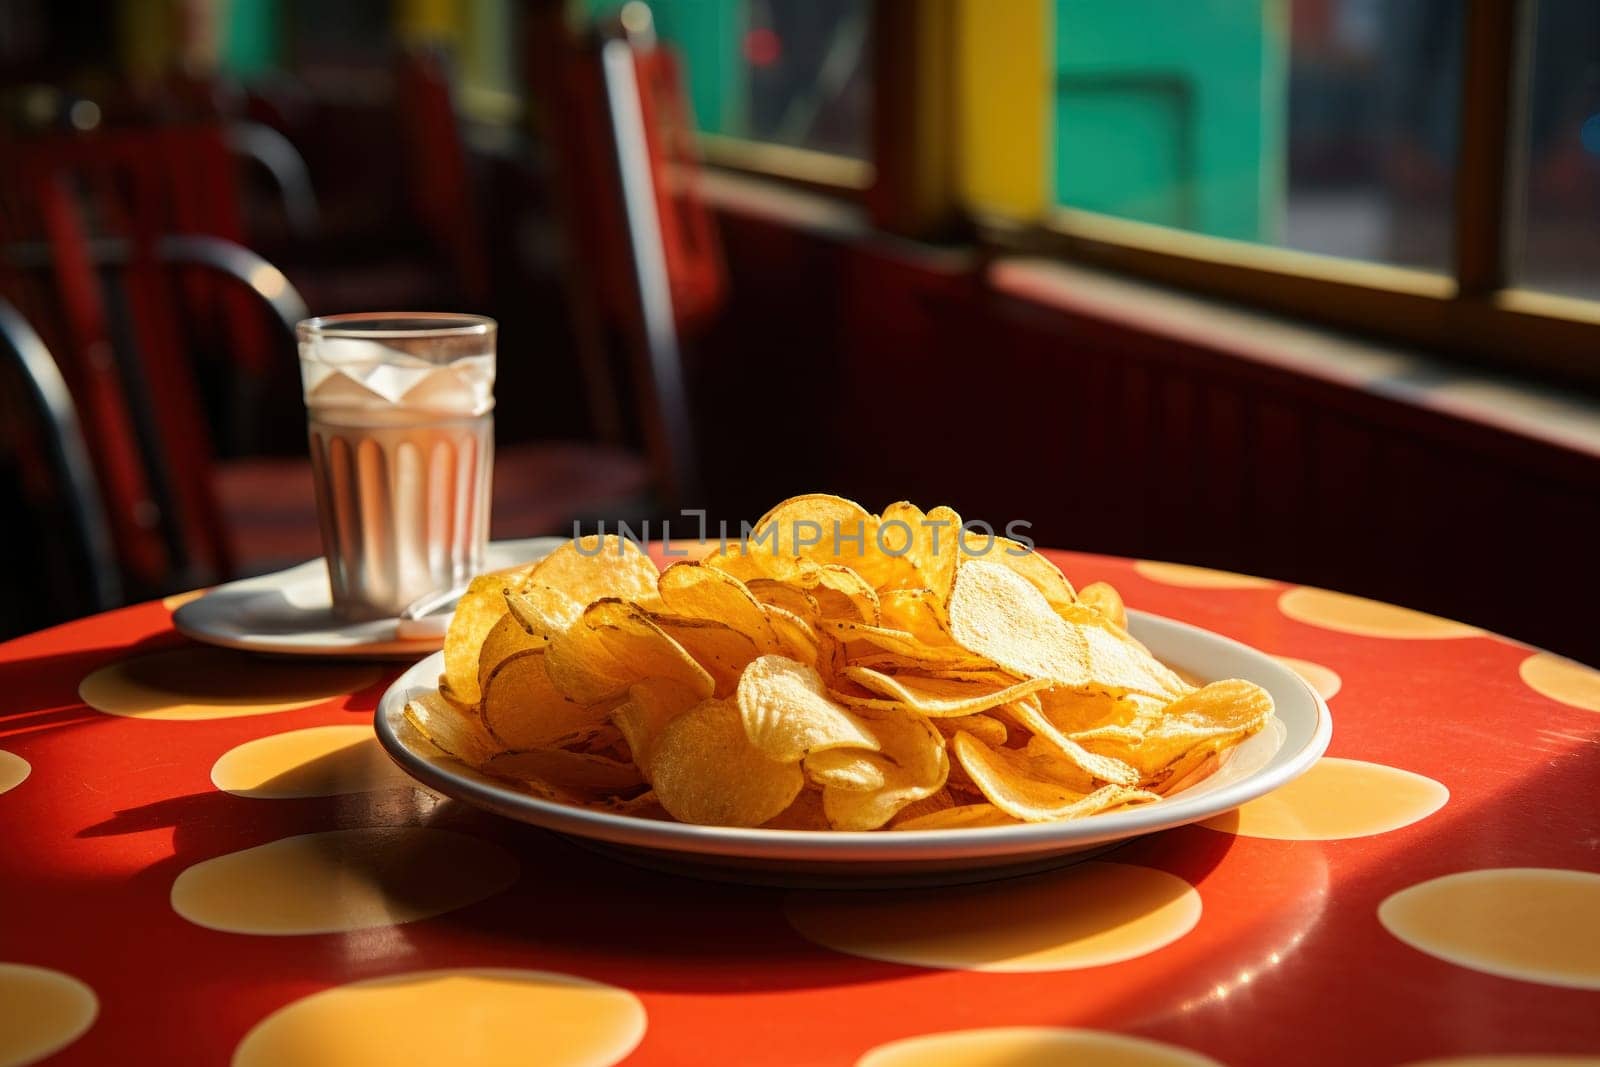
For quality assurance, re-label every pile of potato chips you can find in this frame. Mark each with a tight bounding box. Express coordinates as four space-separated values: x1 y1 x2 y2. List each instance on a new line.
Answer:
405 494 1274 831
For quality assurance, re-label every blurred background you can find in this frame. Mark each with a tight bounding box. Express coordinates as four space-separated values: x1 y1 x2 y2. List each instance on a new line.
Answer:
1 0 1596 660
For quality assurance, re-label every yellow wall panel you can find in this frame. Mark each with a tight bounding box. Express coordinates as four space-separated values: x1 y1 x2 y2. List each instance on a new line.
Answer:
954 0 1051 220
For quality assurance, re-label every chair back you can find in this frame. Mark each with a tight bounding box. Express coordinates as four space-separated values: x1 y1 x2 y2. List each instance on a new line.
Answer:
0 130 309 594
527 6 726 508
0 134 234 588
0 296 121 627
396 48 492 307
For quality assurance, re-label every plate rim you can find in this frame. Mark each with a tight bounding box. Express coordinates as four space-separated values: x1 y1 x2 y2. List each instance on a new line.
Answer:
374 608 1333 863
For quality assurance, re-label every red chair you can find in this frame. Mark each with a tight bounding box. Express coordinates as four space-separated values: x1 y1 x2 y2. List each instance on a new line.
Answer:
0 295 121 628
1 122 656 597
526 4 727 508
395 48 492 309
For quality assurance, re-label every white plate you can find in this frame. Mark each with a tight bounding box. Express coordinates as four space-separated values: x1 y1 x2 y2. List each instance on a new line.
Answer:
174 538 568 659
376 609 1332 887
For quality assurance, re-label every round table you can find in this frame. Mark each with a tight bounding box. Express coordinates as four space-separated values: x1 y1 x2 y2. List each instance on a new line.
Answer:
2 549 1597 1067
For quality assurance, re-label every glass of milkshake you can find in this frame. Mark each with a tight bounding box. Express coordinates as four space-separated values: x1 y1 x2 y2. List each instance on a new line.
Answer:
296 313 495 620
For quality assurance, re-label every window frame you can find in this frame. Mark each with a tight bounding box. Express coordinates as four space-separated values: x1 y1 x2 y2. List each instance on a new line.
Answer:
673 0 1600 390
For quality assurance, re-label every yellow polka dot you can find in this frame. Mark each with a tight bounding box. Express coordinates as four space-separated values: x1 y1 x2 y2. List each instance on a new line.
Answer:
1278 587 1484 639
856 1027 1224 1067
233 969 644 1067
1133 560 1275 590
786 862 1200 972
1519 652 1600 713
0 963 97 1067
171 828 517 935
0 751 29 795
1271 656 1342 700
211 725 410 799
162 588 207 611
1202 757 1447 841
80 647 380 721
1400 1057 1600 1067
1379 868 1600 990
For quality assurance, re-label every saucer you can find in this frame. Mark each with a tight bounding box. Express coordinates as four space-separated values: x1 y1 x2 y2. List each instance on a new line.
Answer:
172 537 566 659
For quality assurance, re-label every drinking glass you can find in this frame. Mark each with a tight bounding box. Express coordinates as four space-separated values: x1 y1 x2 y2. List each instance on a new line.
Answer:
297 313 495 620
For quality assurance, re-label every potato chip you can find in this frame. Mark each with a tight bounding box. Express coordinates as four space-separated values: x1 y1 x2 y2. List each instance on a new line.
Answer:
1076 581 1127 630
505 584 584 641
1153 744 1225 796
878 501 926 577
804 747 890 792
484 749 644 795
821 709 948 830
525 534 660 606
885 787 955 825
480 650 609 751
892 802 1019 831
442 573 517 705
651 615 761 696
932 712 1008 748
838 665 1052 717
908 503 964 603
596 790 671 819
404 689 497 767
999 696 1140 786
948 560 1184 697
744 579 820 620
951 731 1154 822
877 588 954 645
762 604 823 666
848 650 999 674
1038 685 1139 735
917 668 1020 685
545 598 714 705
808 564 880 624
749 493 875 565
823 620 994 667
1076 679 1273 781
736 655 879 763
699 545 772 584
763 788 831 830
657 562 781 652
610 678 703 773
984 540 1077 611
476 613 547 695
649 698 805 826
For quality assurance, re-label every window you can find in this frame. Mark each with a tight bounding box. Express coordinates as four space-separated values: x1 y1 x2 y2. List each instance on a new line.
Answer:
615 0 1600 385
1053 0 1464 272
591 0 872 162
1513 0 1600 300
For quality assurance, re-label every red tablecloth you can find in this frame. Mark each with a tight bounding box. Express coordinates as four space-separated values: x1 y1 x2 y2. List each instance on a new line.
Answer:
2 550 1597 1067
